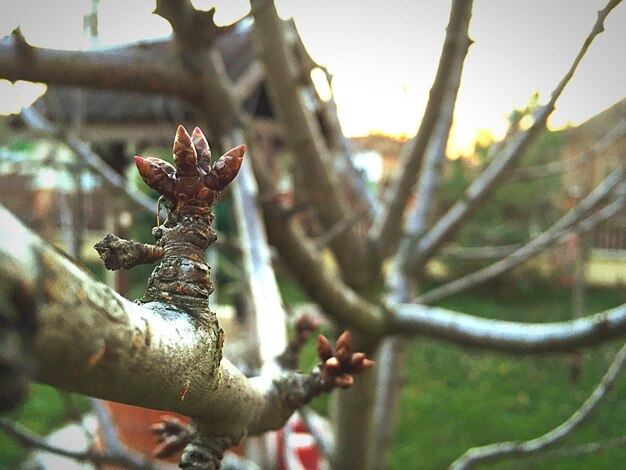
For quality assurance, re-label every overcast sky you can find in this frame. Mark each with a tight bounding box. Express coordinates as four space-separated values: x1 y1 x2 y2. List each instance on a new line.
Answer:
0 0 624 155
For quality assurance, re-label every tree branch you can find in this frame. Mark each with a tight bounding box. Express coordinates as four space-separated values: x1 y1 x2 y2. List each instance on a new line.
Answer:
229 129 288 368
0 417 165 470
390 302 626 353
0 34 202 100
0 204 372 455
449 340 626 469
416 169 626 304
407 0 623 274
509 118 626 181
250 0 371 289
500 436 626 467
248 147 385 335
372 0 474 258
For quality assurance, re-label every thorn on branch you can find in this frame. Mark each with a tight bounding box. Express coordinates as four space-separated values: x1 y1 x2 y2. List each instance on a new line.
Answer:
317 331 374 389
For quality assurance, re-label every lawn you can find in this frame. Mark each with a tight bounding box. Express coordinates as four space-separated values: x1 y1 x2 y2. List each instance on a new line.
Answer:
388 284 626 469
1 284 624 469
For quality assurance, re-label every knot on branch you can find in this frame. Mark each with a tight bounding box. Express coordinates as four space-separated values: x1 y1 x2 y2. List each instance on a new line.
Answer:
180 429 234 470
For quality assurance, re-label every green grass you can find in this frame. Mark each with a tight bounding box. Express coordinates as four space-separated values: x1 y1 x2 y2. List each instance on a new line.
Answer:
389 285 626 469
0 385 89 468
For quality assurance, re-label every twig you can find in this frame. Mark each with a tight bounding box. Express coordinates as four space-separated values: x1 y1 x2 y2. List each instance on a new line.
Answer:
314 215 358 250
0 417 159 470
502 435 626 467
449 340 626 469
229 129 288 370
391 302 626 353
416 170 625 305
372 0 474 258
509 118 626 181
440 243 520 259
297 407 334 460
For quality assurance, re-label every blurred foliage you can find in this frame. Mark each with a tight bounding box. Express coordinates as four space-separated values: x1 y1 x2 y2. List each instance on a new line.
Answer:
435 97 566 282
0 385 89 468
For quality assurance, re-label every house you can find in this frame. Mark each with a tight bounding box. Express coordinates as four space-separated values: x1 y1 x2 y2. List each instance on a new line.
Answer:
561 98 626 286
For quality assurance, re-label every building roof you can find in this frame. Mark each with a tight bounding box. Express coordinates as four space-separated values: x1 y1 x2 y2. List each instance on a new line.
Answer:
28 18 271 129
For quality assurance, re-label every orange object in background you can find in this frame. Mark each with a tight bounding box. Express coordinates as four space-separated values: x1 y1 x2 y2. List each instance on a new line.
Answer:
98 401 188 468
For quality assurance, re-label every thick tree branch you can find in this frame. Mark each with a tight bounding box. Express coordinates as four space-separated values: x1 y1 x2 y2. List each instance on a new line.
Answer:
372 0 474 258
250 0 371 289
416 169 626 304
390 302 626 353
248 147 385 334
0 34 202 100
449 340 626 469
0 205 371 450
407 0 622 274
229 130 288 368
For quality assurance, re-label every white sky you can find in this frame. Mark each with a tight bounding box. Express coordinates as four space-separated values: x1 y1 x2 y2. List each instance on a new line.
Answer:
0 0 624 155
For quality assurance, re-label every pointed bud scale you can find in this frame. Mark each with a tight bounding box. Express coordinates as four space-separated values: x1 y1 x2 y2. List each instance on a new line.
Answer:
335 346 351 363
145 157 176 177
335 374 354 388
324 357 341 373
317 334 333 361
173 125 199 176
205 144 246 191
134 156 176 199
192 127 212 173
349 352 366 370
336 330 352 351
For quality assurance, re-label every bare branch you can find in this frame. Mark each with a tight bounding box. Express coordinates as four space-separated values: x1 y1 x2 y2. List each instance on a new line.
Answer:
233 60 265 103
372 0 474 257
298 407 334 459
509 118 626 181
449 340 626 469
502 436 626 467
230 130 288 368
390 302 626 353
0 34 202 100
407 0 623 273
441 243 520 259
0 204 371 442
250 0 370 288
416 169 626 304
250 154 385 334
0 417 162 470
20 107 157 215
